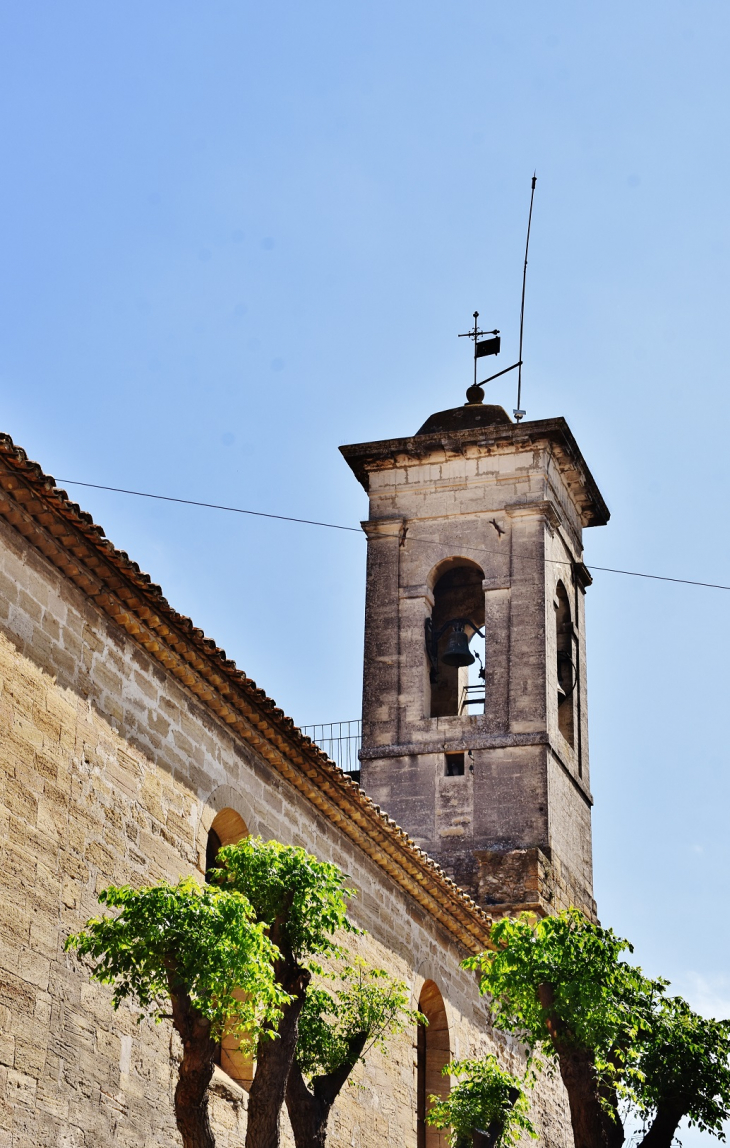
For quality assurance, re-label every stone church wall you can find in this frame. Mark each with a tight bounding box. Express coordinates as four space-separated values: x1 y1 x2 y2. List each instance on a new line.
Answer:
0 513 572 1148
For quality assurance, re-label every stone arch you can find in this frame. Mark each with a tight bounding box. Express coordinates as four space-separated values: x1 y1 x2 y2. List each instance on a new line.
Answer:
428 559 485 717
426 554 484 593
196 783 258 874
416 980 451 1148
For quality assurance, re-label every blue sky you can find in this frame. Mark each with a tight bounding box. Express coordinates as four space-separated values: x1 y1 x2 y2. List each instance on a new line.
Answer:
1 1 729 1133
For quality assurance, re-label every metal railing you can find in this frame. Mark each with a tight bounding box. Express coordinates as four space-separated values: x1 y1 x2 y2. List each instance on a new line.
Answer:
301 720 362 778
459 685 485 715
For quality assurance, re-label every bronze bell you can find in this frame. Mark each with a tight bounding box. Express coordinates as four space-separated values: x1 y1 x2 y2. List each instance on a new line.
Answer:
441 624 475 668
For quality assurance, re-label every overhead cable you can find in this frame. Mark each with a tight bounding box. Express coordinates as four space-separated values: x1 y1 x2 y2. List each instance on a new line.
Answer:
56 478 730 593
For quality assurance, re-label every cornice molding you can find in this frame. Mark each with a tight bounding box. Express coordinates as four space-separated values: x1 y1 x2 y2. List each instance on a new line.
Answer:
340 417 610 528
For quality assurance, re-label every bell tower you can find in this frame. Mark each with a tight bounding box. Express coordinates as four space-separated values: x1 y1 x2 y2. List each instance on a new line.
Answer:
341 385 609 918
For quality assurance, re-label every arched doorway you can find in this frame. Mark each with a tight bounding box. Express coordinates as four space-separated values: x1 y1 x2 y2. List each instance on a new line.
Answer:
204 807 253 1089
417 980 450 1148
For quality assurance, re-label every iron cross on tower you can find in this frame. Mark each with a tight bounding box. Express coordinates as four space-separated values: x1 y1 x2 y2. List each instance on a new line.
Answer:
458 312 500 398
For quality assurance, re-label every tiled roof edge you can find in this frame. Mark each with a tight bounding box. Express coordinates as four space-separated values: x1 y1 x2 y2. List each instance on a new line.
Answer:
0 433 494 954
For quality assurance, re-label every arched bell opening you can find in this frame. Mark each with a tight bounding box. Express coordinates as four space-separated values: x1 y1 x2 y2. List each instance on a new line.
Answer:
427 561 485 717
416 980 451 1148
555 581 575 747
204 807 254 1089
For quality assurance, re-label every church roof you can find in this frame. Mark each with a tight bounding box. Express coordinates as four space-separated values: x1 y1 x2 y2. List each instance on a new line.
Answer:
0 431 494 954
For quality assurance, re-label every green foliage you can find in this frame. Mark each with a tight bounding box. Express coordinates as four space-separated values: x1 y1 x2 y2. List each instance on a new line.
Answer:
211 837 357 963
463 909 662 1093
295 957 423 1079
637 994 730 1137
64 877 287 1043
425 1057 536 1148
464 908 730 1144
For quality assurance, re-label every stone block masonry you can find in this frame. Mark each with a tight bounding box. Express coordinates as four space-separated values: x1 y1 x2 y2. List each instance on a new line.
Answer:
0 433 576 1148
342 410 608 921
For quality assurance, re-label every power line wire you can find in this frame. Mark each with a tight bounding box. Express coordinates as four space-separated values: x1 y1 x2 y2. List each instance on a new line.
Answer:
57 479 362 533
56 478 730 593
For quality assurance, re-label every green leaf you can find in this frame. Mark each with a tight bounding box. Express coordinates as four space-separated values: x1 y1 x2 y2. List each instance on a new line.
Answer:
209 837 358 962
463 909 663 1094
462 908 730 1140
65 877 287 1042
295 957 424 1080
425 1056 536 1148
636 995 730 1135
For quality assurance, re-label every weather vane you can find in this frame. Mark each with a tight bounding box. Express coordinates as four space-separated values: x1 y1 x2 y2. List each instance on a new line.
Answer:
458 313 500 390
458 313 521 405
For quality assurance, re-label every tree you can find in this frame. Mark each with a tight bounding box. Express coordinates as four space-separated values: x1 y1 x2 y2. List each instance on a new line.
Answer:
425 1056 536 1148
65 878 286 1148
635 994 730 1148
285 957 423 1148
210 837 356 1148
464 909 730 1148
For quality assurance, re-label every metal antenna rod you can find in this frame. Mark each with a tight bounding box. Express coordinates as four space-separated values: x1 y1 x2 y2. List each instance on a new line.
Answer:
472 311 479 389
515 174 537 422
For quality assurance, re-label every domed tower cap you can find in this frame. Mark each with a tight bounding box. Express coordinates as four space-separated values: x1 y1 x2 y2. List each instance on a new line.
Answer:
416 397 512 436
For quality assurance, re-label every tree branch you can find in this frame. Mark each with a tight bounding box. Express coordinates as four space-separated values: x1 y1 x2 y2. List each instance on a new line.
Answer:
637 1102 684 1148
312 1030 369 1107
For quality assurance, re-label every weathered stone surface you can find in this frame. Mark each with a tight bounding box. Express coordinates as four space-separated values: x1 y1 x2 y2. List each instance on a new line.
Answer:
343 412 608 919
0 499 574 1146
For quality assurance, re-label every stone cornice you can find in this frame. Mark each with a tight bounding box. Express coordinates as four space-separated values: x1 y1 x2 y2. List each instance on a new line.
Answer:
505 498 563 531
0 432 494 956
359 731 554 757
340 416 610 528
361 733 594 806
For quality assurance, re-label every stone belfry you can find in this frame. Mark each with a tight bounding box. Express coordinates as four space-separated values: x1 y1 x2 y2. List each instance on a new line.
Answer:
341 377 609 918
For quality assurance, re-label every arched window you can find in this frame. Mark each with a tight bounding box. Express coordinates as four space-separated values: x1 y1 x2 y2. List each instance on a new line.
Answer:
204 807 252 1087
555 581 575 747
427 561 485 718
416 980 450 1148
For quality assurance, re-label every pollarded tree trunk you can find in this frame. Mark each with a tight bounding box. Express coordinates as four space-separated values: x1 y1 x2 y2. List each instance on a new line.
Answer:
285 1064 329 1148
245 960 311 1148
285 1032 368 1148
470 1084 520 1148
472 1129 504 1148
168 977 219 1148
638 1102 685 1148
454 1130 504 1148
555 1045 623 1148
537 983 624 1148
